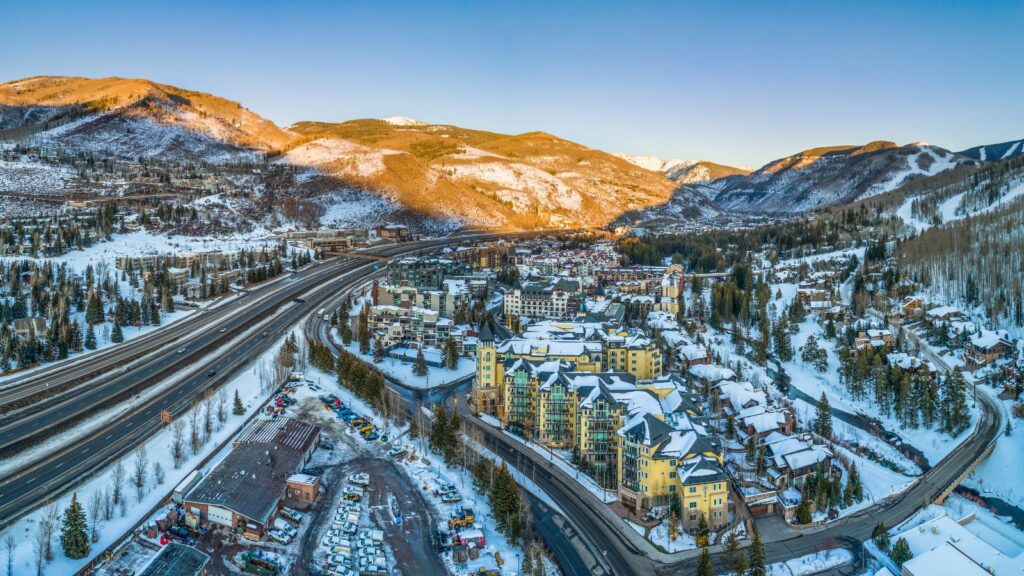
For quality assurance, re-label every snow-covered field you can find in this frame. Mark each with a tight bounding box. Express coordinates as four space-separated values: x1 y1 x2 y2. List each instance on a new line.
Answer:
0 331 292 576
339 337 476 389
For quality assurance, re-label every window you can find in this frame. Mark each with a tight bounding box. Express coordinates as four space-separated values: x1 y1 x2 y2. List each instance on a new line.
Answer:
689 486 696 494
688 502 697 509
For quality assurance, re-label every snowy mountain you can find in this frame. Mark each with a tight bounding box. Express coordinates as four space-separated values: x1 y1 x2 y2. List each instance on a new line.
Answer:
282 121 677 229
0 76 680 230
614 153 749 184
0 77 297 163
959 138 1024 162
706 141 977 213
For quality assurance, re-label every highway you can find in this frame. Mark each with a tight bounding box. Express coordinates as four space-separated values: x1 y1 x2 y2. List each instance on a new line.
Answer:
0 232 548 529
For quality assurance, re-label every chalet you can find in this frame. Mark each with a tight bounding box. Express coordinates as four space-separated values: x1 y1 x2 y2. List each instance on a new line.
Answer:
900 297 924 317
926 305 960 322
796 288 831 309
12 317 47 342
964 329 1014 370
853 328 895 351
887 352 937 378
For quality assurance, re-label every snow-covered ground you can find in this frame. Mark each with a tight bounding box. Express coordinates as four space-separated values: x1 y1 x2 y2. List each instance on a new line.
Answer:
963 385 1024 509
339 337 476 389
0 331 293 575
783 318 977 466
0 228 282 273
0 307 194 386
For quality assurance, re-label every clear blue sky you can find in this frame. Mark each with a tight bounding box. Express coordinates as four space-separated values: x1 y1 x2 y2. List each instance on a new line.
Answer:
2 0 1021 167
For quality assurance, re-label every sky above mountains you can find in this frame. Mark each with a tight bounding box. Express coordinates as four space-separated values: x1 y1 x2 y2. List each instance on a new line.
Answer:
2 0 1022 168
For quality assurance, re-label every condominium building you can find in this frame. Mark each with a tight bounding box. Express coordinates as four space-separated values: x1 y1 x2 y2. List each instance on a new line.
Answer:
386 256 470 290
377 279 473 318
366 305 454 350
503 277 582 320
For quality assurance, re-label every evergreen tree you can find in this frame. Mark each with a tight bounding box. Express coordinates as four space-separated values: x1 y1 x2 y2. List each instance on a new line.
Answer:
814 392 833 440
373 338 385 363
358 311 370 355
110 321 124 344
84 323 97 350
724 531 746 575
60 492 90 559
232 390 245 416
696 545 715 576
943 369 970 435
849 462 863 502
444 338 459 370
890 537 913 567
747 528 766 576
872 522 890 550
413 348 429 377
796 490 813 524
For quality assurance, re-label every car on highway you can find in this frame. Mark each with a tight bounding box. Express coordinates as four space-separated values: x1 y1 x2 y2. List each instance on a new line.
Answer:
206 370 217 377
177 347 187 354
219 327 227 333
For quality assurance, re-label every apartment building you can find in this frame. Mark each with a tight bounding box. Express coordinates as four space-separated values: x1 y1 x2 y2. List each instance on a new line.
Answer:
386 256 470 290
377 279 473 318
367 304 455 350
503 277 581 320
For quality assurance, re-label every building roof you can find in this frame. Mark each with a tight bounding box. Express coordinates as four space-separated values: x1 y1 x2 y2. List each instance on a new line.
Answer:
139 543 211 576
678 455 728 486
186 418 320 526
235 417 320 453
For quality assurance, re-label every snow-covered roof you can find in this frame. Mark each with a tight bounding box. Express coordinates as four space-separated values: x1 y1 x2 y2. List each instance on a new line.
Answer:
689 363 735 383
781 445 831 472
969 329 1011 350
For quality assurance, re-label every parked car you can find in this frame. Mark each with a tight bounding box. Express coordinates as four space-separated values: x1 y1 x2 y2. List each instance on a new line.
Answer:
268 528 291 544
280 507 303 523
348 473 370 486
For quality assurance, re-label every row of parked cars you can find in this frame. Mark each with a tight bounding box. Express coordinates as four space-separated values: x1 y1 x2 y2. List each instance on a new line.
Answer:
319 394 385 442
319 472 389 576
268 507 305 544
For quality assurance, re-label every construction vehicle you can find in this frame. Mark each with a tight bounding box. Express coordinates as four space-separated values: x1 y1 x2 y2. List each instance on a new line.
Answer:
447 508 475 530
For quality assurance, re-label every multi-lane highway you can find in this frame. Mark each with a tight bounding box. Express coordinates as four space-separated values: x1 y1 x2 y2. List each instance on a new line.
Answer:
0 232 546 529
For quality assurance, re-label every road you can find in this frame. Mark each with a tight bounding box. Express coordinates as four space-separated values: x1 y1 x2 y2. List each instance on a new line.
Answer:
0 231 550 529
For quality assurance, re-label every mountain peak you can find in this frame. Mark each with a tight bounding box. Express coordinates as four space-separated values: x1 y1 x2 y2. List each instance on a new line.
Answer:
382 116 427 126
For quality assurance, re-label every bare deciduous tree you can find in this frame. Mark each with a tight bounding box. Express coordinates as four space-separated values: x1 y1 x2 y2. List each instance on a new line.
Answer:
4 533 15 576
215 390 227 426
202 397 214 441
111 460 125 507
40 501 60 561
132 445 148 502
170 419 185 469
33 523 47 576
188 404 201 455
153 461 165 486
101 487 113 521
87 489 103 543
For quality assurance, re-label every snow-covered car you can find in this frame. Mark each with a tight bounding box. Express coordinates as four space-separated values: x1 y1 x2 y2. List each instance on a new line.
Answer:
328 554 352 567
268 528 291 544
358 528 384 542
273 517 298 539
348 472 370 486
339 521 358 535
280 507 304 523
